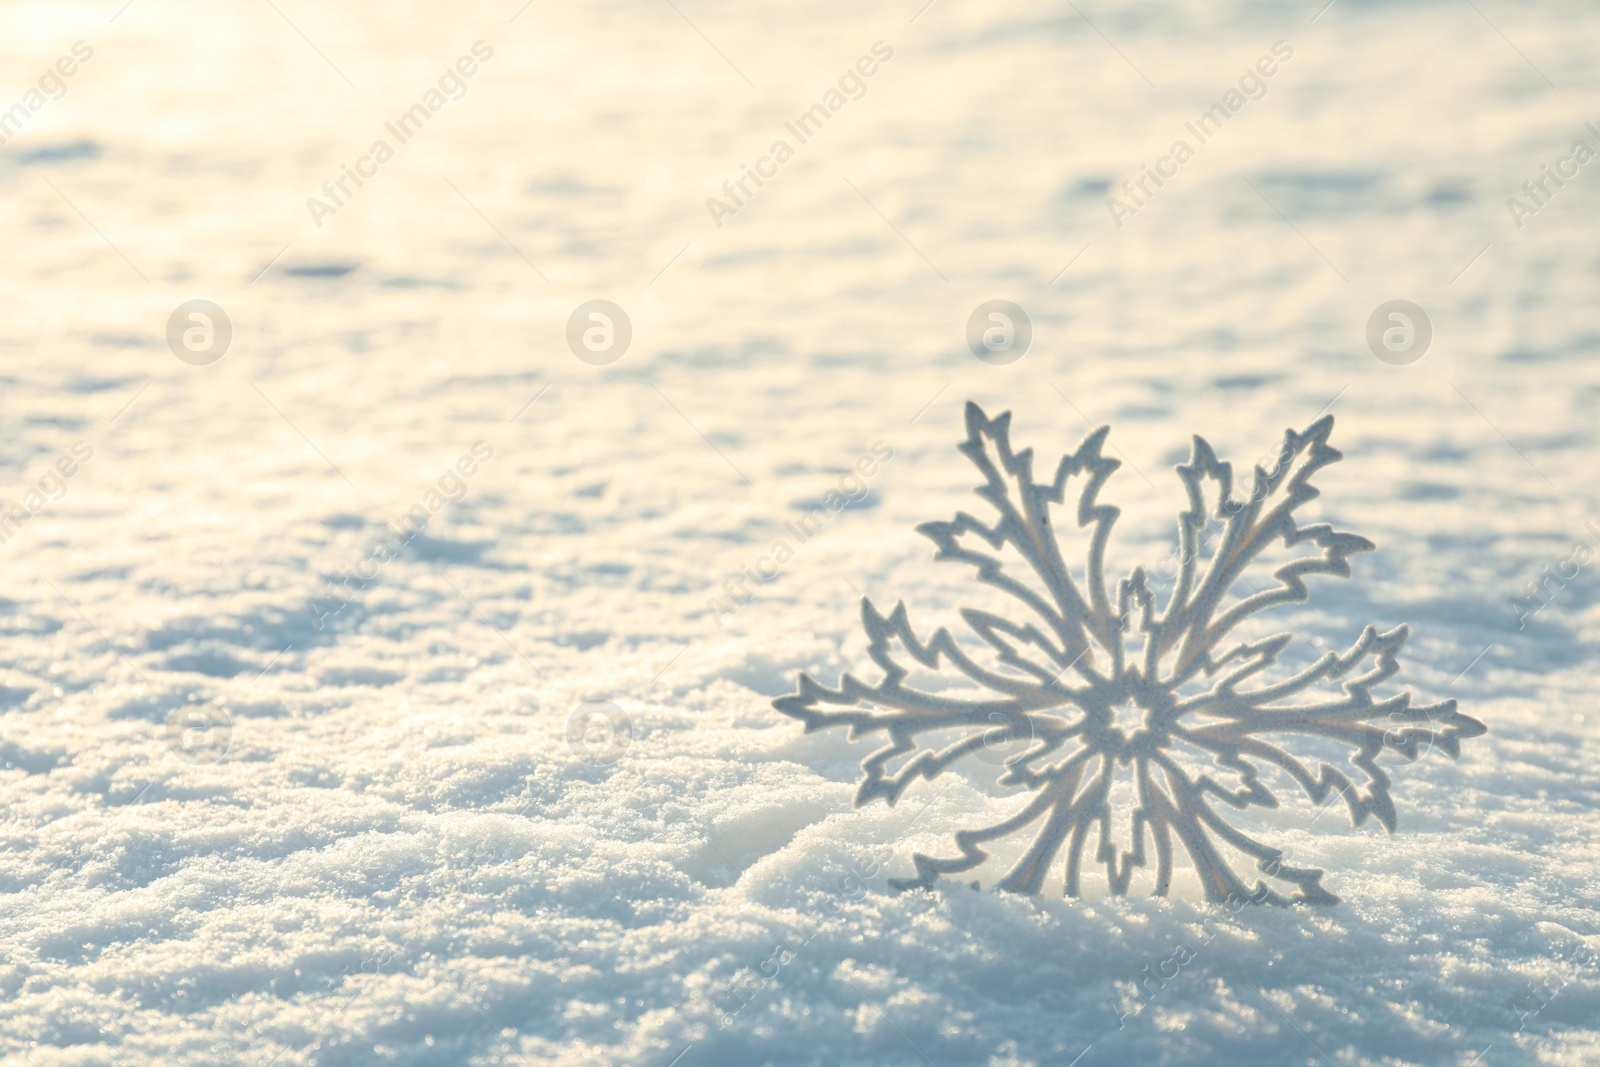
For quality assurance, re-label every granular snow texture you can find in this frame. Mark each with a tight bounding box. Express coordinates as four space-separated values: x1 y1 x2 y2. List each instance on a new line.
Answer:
0 0 1597 1065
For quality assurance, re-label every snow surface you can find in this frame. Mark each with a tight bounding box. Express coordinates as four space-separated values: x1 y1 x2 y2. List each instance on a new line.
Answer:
1 0 1598 1064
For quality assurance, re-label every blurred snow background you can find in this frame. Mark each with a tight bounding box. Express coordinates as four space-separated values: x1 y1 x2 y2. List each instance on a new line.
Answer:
0 0 1597 1063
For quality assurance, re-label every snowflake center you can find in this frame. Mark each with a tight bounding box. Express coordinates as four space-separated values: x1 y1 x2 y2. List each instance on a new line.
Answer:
1082 684 1174 758
1109 699 1146 740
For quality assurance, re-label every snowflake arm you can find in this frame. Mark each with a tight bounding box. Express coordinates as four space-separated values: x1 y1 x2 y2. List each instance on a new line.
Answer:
1153 417 1376 687
774 599 1090 806
1172 626 1484 833
916 402 1123 686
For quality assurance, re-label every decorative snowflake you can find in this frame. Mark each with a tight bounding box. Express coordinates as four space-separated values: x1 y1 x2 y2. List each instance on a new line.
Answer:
775 402 1484 904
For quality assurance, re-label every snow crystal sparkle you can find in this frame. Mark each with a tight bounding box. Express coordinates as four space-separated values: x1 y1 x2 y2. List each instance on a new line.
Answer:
776 401 1486 903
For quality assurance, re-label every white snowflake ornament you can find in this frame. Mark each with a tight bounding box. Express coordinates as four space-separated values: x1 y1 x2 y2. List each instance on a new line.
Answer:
776 402 1484 904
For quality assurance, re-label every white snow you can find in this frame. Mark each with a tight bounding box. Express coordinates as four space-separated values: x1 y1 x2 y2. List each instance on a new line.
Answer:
1 0 1598 1064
